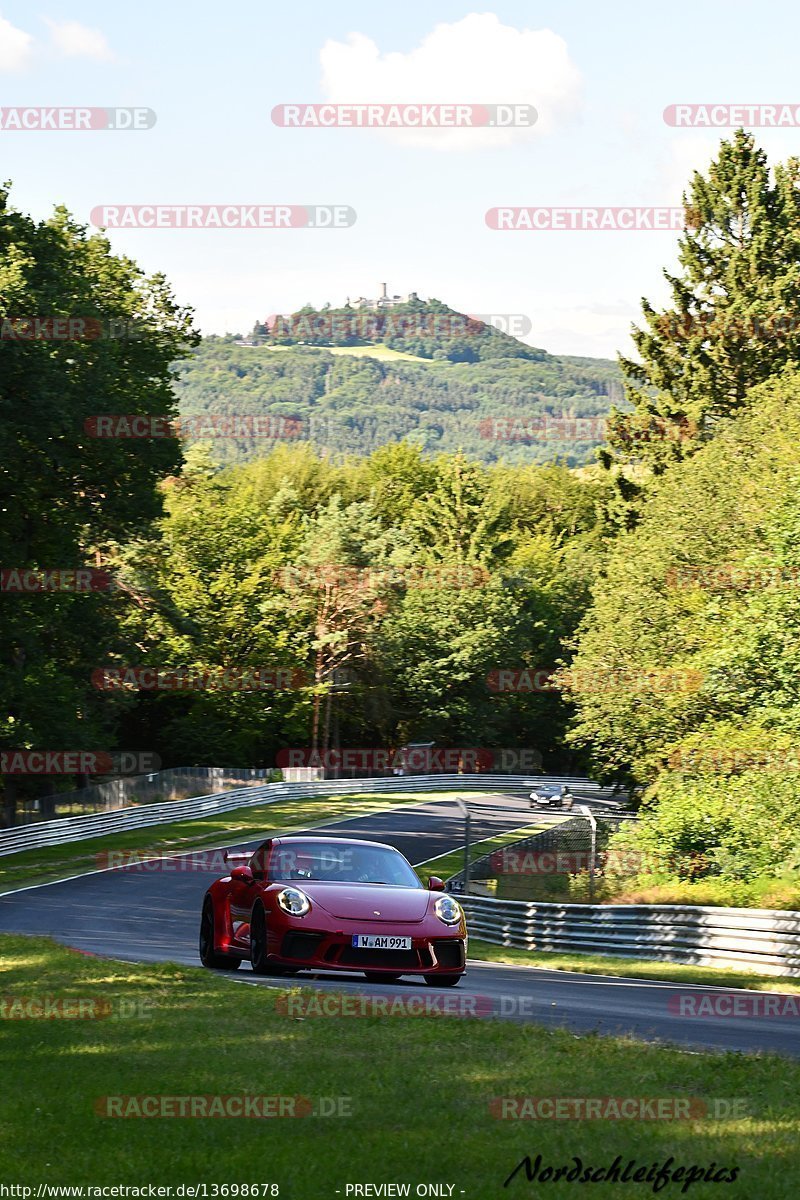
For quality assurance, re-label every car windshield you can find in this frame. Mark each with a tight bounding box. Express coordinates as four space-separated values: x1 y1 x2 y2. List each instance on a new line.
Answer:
258 840 422 887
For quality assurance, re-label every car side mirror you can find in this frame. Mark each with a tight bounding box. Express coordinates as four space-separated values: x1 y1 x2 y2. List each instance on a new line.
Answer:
427 876 445 892
231 865 254 885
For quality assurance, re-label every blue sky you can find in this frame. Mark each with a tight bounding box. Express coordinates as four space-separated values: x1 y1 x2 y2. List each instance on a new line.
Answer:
2 1 800 357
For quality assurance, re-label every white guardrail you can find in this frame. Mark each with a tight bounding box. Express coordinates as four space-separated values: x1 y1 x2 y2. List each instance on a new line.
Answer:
0 774 614 858
461 895 800 978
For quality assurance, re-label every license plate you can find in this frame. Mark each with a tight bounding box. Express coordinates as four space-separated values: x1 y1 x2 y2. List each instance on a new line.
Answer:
352 935 412 950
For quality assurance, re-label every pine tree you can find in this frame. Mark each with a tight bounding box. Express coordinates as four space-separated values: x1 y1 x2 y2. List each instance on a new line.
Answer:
606 130 800 475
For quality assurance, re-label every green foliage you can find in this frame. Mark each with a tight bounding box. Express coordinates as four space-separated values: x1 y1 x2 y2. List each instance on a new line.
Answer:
110 444 613 772
567 368 800 893
0 184 196 820
173 336 623 467
610 130 800 473
601 771 800 907
559 134 800 901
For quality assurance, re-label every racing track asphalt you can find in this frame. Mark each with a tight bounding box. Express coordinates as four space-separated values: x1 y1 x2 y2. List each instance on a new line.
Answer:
1 791 798 1057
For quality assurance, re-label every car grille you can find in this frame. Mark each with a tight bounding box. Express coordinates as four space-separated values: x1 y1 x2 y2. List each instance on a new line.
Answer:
281 932 326 960
432 939 465 970
337 947 422 969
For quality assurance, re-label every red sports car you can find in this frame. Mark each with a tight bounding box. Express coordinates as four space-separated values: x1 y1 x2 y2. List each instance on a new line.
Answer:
199 835 467 985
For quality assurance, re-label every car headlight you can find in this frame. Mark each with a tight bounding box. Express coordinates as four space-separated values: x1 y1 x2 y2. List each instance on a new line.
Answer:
276 887 311 916
434 895 462 925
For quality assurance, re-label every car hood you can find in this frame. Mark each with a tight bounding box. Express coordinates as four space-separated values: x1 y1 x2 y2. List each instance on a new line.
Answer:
282 883 431 923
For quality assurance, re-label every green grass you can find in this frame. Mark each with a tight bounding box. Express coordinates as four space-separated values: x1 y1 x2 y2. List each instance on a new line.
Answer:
0 790 489 894
263 342 441 364
1 935 798 1195
415 820 557 885
468 939 800 995
328 344 439 363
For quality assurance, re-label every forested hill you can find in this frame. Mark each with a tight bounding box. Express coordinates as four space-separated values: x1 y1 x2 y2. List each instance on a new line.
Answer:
259 297 547 361
173 326 624 466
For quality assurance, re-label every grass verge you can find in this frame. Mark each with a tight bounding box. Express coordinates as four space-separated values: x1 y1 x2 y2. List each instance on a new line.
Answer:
468 938 800 995
263 343 440 364
0 790 485 895
0 935 798 1195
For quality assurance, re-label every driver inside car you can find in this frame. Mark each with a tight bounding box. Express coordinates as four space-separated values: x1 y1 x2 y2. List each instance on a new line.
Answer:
279 850 315 880
354 848 411 885
290 853 315 879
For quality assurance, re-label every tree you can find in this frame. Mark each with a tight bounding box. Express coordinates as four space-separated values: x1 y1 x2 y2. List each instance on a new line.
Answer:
280 496 399 759
607 131 800 475
0 186 196 822
110 443 607 776
565 368 800 786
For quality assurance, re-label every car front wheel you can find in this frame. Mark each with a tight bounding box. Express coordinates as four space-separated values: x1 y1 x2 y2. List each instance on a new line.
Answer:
250 902 291 975
199 897 241 970
424 974 462 987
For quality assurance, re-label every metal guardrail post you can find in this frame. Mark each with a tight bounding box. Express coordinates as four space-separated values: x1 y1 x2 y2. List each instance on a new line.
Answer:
452 796 471 895
465 806 471 897
578 804 597 902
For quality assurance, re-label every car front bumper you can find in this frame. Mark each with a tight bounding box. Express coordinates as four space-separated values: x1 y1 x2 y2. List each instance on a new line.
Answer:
277 930 466 974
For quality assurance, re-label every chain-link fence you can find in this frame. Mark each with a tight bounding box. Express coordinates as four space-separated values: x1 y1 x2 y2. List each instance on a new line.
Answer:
447 809 637 901
5 766 277 827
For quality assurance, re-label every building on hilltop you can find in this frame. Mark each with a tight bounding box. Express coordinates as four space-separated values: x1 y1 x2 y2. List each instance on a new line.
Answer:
259 286 424 335
345 283 421 310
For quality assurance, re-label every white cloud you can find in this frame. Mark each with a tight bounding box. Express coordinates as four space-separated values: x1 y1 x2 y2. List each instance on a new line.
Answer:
44 18 114 61
319 12 581 150
0 13 34 71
